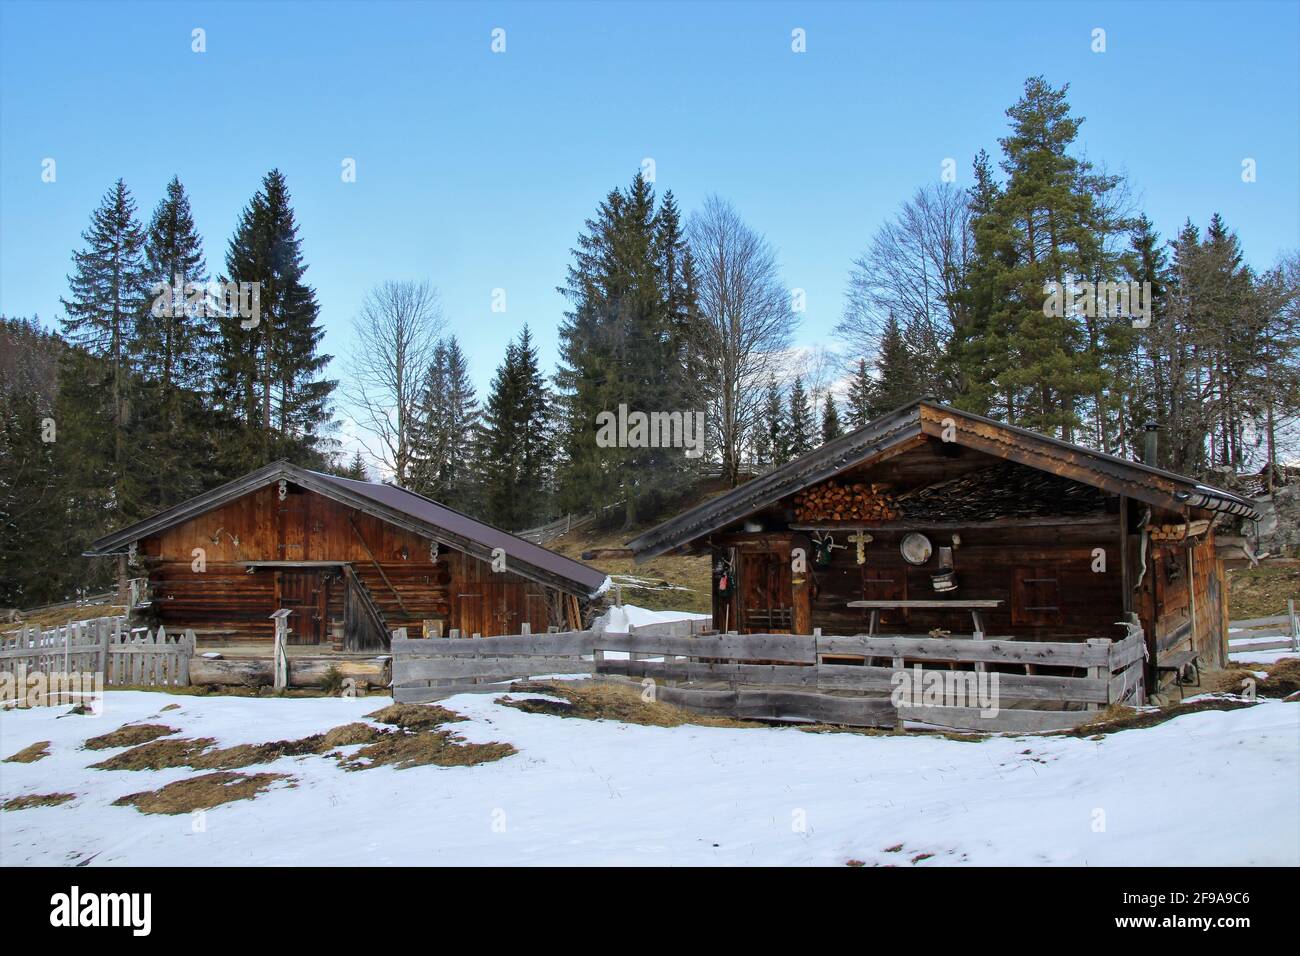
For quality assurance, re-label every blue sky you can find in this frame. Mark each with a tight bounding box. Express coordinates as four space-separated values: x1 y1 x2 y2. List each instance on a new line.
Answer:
2 0 1298 409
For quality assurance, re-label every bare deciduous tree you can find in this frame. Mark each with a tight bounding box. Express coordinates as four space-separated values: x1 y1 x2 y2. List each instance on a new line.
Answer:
343 280 444 483
689 196 796 486
836 182 971 386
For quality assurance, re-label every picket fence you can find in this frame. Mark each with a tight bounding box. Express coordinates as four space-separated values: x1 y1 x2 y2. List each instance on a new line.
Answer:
0 617 194 691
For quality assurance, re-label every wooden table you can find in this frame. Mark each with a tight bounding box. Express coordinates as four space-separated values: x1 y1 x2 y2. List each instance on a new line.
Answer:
847 599 1003 636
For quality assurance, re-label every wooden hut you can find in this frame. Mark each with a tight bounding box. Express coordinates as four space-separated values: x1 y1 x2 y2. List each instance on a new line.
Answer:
87 461 609 650
628 399 1258 690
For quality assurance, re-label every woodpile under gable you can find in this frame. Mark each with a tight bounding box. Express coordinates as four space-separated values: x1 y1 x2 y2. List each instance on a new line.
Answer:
793 481 899 523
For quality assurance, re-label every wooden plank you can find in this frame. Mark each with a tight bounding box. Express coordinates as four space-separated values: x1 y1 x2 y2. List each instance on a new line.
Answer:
395 656 594 682
1109 661 1143 704
1227 638 1295 653
394 682 520 703
897 704 1096 733
789 515 1118 531
816 634 1109 666
654 684 896 728
1109 634 1147 670
846 599 1003 609
1228 615 1291 628
598 659 818 688
818 663 1108 703
392 631 594 658
594 633 816 663
1227 628 1289 641
627 619 709 639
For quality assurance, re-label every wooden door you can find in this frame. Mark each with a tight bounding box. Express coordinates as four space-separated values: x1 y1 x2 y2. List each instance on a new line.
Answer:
739 551 792 633
279 570 323 644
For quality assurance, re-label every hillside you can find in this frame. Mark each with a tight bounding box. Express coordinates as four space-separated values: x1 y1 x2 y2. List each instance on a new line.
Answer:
544 479 743 614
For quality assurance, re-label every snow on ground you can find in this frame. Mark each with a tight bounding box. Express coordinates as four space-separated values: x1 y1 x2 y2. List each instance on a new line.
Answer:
1 687 1296 867
600 604 710 634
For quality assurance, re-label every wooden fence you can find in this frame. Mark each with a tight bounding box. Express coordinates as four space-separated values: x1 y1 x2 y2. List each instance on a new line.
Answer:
392 626 596 702
391 618 1146 732
0 617 194 696
1227 601 1300 657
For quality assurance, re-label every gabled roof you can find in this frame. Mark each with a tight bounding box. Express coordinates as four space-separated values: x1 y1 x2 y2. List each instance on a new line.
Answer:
87 461 610 598
627 398 1259 561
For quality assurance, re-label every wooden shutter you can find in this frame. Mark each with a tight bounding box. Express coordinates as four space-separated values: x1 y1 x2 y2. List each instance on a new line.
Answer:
1012 565 1062 626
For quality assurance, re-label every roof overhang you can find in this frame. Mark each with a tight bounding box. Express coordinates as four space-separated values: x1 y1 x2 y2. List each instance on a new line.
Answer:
627 399 1259 562
87 461 608 598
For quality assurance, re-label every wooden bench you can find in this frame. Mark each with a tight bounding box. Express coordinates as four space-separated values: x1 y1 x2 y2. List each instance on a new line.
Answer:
1156 649 1201 697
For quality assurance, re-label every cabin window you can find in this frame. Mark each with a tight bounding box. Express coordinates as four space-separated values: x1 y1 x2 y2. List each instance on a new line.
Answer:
1012 565 1062 626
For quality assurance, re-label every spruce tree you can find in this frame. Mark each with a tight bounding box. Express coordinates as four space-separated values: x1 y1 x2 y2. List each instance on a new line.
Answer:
59 179 148 523
478 327 553 528
846 358 875 428
136 176 210 507
788 376 814 457
821 393 843 444
218 169 335 468
950 77 1130 438
751 377 786 466
872 312 925 414
555 172 702 527
411 336 479 507
343 449 369 480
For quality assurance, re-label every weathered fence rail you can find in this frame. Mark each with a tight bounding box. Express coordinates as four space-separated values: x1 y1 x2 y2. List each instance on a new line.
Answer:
392 627 596 702
391 617 1145 732
1227 601 1300 656
0 617 194 696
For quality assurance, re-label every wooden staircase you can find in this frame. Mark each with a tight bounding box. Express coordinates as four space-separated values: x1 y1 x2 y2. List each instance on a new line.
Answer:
350 560 452 638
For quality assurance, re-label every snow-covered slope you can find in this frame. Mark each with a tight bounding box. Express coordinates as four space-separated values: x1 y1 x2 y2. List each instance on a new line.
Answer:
2 689 1295 867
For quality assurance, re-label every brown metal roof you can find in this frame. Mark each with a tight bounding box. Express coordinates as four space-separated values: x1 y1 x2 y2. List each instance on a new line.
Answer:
310 471 609 595
87 461 609 597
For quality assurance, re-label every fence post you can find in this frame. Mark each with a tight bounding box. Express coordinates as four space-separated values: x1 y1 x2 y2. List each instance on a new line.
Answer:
1089 638 1109 709
1290 599 1298 652
270 609 292 690
99 619 112 686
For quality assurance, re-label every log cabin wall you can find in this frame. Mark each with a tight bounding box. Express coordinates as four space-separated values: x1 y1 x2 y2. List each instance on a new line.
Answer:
139 484 560 644
713 520 1126 642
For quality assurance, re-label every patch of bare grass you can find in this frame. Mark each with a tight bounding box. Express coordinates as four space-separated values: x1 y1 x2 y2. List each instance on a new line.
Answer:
3 740 50 763
3 792 75 811
112 771 292 815
340 728 514 771
321 722 386 748
84 723 179 750
365 702 465 729
90 737 216 771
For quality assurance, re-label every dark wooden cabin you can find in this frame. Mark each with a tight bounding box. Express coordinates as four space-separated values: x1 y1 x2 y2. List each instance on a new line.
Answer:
87 462 609 650
628 400 1258 688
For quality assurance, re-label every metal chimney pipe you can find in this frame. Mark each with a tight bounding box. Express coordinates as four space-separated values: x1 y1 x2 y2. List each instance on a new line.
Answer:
1142 420 1160 467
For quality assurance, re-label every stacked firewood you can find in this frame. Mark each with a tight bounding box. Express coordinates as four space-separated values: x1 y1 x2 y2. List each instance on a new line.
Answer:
793 480 899 522
1149 520 1209 542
